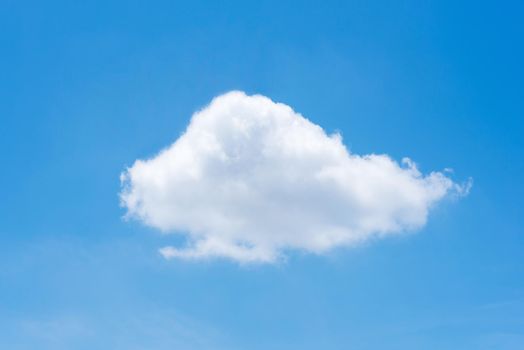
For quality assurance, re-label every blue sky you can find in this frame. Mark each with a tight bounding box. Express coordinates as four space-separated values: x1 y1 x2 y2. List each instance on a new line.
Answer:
1 1 523 349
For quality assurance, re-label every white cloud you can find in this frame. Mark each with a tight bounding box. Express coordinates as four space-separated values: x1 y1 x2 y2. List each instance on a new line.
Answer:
120 91 470 263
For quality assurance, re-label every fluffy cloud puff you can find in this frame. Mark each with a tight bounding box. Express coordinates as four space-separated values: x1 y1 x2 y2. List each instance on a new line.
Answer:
120 91 469 263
